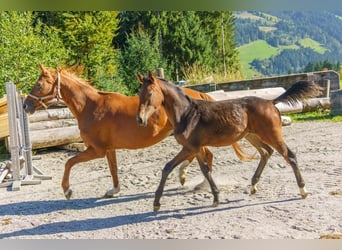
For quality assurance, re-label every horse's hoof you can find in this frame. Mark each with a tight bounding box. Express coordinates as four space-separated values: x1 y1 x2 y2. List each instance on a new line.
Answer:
104 186 120 198
250 185 257 195
64 188 72 200
212 201 219 207
300 187 308 199
153 201 161 212
180 177 186 186
153 205 161 212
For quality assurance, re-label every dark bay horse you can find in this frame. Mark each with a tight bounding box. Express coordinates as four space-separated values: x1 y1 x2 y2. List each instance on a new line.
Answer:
23 64 246 199
136 71 323 211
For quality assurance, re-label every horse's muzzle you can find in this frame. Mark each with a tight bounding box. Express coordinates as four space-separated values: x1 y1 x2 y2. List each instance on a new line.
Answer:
136 114 147 127
23 99 35 114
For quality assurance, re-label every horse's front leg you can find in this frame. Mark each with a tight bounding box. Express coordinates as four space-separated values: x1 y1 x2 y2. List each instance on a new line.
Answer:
179 146 213 187
196 147 219 207
104 150 120 198
154 147 195 212
62 146 103 199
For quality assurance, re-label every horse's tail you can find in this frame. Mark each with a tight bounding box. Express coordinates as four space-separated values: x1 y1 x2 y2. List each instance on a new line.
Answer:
199 92 215 102
273 80 323 105
232 142 257 162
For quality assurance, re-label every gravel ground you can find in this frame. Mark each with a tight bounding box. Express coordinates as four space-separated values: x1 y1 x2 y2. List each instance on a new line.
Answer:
0 121 341 239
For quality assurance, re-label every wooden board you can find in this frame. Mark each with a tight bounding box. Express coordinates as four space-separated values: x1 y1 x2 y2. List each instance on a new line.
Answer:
0 97 7 115
0 113 9 139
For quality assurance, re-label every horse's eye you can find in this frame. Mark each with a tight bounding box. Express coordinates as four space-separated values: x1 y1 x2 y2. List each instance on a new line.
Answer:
36 82 43 91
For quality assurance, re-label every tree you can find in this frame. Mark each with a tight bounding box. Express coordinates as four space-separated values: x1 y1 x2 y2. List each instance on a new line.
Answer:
197 11 240 75
114 11 241 81
117 31 167 94
0 11 69 96
57 11 120 91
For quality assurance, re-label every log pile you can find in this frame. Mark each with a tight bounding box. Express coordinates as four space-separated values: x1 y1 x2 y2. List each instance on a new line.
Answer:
0 97 82 150
28 108 82 149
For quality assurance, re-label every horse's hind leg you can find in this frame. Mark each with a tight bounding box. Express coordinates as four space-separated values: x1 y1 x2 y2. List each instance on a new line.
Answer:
273 143 308 198
178 160 190 186
62 146 103 199
245 134 273 195
104 150 120 198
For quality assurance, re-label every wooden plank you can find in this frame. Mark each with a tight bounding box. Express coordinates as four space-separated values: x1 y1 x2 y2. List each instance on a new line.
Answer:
0 113 9 139
0 168 9 183
0 96 7 115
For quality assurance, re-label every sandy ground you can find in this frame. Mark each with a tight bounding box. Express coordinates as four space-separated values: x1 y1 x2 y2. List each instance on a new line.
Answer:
0 121 341 239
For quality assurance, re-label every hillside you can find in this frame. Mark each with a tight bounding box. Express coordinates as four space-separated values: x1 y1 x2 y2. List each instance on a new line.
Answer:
234 11 342 78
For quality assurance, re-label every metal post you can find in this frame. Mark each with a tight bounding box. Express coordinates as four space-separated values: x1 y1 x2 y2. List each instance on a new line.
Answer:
5 82 21 191
326 79 331 98
18 94 33 176
156 68 164 78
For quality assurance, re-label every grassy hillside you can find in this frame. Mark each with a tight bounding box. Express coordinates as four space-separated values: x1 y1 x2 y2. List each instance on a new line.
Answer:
237 37 329 78
234 11 342 78
237 40 278 78
298 38 327 54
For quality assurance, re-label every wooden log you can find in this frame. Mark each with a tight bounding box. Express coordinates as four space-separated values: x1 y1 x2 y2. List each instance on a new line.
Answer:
276 97 330 114
29 125 82 149
208 87 285 101
29 108 75 123
0 113 9 139
29 119 78 131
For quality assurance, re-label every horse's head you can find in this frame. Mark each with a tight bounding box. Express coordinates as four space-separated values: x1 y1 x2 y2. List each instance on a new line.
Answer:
136 71 163 127
23 64 61 114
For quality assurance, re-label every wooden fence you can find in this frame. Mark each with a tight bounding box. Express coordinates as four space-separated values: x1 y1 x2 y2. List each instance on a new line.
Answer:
185 70 340 94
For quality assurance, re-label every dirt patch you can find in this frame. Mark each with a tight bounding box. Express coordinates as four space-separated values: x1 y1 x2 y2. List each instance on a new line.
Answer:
0 121 341 239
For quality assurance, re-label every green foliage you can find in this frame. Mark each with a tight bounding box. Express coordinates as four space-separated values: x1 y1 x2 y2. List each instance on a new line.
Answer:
1 11 241 96
115 11 240 81
303 60 341 73
117 31 167 95
59 11 122 90
0 11 69 96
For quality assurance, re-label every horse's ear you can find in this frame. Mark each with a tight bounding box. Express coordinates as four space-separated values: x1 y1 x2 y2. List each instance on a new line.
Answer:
148 71 156 82
137 73 144 84
39 64 50 76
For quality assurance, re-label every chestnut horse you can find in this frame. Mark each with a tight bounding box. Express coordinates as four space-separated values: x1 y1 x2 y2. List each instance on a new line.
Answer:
136 71 323 211
23 64 246 199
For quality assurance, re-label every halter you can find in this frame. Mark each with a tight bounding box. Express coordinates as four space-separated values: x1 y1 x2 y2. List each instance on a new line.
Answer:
27 72 62 109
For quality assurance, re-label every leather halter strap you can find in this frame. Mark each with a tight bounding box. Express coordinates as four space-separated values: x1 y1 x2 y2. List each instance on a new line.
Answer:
27 72 62 109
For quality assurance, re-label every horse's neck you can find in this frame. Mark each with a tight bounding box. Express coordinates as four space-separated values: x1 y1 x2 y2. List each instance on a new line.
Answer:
160 81 192 125
59 74 97 117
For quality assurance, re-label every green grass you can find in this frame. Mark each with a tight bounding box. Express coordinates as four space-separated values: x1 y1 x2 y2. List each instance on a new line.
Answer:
238 38 328 79
237 40 280 78
288 110 342 122
298 38 327 54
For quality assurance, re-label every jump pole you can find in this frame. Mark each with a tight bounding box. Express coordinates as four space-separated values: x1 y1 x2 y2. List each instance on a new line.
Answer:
5 82 21 190
2 82 51 191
